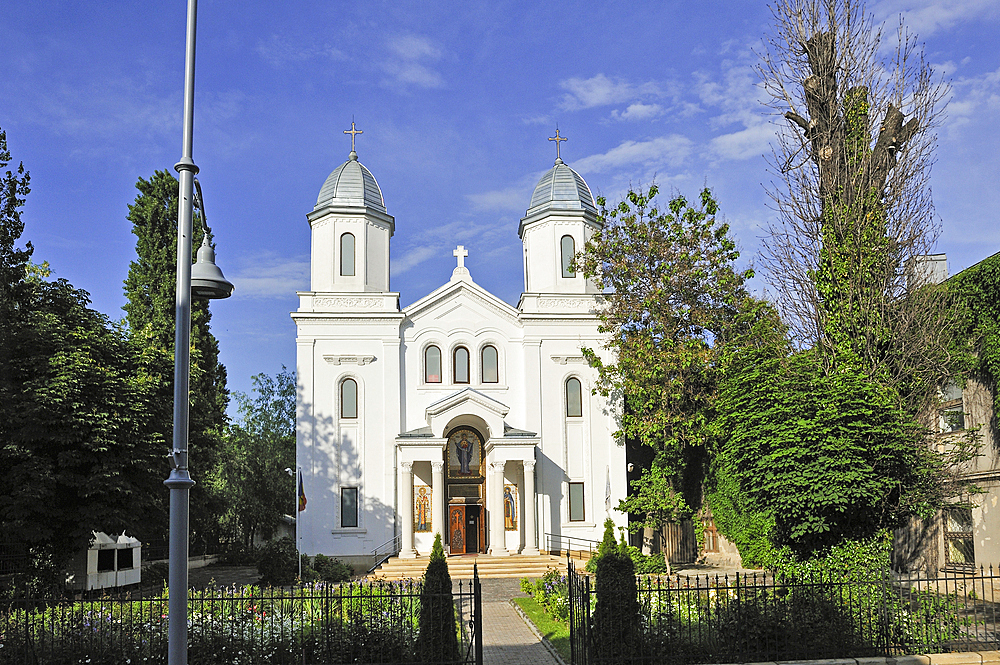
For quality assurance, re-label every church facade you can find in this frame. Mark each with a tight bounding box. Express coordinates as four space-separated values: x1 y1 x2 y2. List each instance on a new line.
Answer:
292 136 624 566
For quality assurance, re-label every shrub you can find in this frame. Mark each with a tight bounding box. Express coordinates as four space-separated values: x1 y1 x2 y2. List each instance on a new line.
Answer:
592 520 642 663
520 568 570 621
313 553 354 582
416 534 460 663
257 537 297 587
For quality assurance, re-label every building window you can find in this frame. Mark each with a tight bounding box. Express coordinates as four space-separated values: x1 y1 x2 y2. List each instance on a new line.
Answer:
340 232 355 277
941 381 965 432
117 548 134 570
561 235 575 278
97 549 115 572
566 377 583 417
569 483 585 522
341 487 359 528
481 345 499 383
454 346 470 384
340 378 357 419
944 506 974 568
425 346 441 383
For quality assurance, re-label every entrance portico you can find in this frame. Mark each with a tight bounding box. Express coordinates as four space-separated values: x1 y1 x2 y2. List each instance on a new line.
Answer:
396 388 539 558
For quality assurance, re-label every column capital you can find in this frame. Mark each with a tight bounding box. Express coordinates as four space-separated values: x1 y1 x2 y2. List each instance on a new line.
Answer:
490 461 506 474
401 460 413 473
523 460 536 473
431 460 444 472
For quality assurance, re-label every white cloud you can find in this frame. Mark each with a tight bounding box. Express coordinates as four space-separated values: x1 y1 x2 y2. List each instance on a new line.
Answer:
573 135 694 173
559 74 666 111
710 122 774 161
391 245 438 275
873 0 1000 36
382 35 444 89
466 187 526 212
613 103 664 121
256 34 345 66
946 65 1000 131
230 254 309 298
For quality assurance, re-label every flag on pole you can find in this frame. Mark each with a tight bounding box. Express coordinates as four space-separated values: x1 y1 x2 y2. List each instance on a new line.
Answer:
605 465 612 514
298 472 307 512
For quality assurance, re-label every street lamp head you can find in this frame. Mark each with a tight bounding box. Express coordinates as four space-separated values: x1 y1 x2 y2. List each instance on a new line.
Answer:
284 468 294 476
191 236 234 299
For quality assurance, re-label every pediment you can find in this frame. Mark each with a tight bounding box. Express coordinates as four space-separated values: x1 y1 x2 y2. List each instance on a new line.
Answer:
403 276 520 329
425 388 509 439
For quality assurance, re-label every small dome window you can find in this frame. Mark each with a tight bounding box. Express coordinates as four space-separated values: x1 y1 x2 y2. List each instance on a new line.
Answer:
561 235 575 278
340 233 355 277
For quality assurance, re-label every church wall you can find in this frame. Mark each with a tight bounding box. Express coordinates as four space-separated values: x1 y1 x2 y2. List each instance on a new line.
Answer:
295 317 401 566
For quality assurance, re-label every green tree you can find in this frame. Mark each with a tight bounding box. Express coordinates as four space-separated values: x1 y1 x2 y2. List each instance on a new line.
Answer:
209 369 296 551
0 127 32 411
759 0 954 412
416 534 459 663
591 519 640 664
122 169 229 549
576 185 754 528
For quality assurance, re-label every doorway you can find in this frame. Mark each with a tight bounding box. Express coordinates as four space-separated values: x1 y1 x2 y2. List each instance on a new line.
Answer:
466 505 480 553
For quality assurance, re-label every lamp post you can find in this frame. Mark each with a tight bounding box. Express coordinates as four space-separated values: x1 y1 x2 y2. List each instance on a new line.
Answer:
166 1 233 664
285 467 301 579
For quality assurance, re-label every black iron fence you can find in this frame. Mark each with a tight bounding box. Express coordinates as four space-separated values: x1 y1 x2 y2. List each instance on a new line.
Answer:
0 570 483 664
567 561 1000 664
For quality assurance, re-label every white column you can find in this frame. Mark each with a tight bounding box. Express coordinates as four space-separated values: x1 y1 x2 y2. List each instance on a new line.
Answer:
431 461 445 545
399 461 416 559
489 461 509 556
522 459 539 555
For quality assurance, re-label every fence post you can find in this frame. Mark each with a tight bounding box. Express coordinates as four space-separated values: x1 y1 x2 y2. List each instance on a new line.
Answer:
474 564 483 665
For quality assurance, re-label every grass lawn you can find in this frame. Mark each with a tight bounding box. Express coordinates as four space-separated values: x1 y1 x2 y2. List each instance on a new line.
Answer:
513 596 571 663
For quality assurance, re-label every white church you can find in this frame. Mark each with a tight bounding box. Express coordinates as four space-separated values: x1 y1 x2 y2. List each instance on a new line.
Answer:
292 128 625 567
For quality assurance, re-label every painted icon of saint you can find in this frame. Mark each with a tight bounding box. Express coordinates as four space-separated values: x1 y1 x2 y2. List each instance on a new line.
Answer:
504 485 516 530
456 431 473 475
415 487 430 532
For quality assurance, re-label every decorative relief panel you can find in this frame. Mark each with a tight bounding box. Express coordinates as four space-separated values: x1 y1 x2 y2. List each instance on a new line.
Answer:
537 299 591 309
323 355 376 366
550 355 587 365
313 297 383 309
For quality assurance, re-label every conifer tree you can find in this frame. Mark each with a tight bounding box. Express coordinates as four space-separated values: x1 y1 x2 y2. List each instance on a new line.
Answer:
123 169 229 549
416 534 459 663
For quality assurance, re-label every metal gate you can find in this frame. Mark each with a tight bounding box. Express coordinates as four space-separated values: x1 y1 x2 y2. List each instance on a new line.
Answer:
567 558 591 665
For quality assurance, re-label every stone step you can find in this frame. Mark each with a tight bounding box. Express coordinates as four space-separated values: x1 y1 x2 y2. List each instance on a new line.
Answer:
369 553 580 580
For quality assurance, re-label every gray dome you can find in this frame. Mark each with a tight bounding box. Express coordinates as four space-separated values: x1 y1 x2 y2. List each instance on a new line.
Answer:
526 158 596 216
316 153 386 212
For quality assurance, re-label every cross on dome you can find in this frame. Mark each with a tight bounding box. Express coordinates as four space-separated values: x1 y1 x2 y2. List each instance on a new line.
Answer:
453 245 468 268
548 127 567 163
344 120 363 159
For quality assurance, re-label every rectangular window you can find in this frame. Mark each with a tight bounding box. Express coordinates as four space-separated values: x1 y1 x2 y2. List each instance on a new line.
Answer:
97 549 115 572
117 548 134 570
341 487 359 528
940 381 965 432
944 506 974 568
569 482 585 522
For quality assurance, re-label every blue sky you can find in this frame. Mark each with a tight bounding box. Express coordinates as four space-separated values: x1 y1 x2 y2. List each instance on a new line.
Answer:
3 0 999 400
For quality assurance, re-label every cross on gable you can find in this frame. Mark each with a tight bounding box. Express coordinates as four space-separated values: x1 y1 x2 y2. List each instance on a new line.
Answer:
344 120 363 153
548 128 567 160
453 245 468 269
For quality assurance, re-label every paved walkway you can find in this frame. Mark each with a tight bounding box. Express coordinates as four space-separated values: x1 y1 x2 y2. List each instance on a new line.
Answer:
477 579 560 665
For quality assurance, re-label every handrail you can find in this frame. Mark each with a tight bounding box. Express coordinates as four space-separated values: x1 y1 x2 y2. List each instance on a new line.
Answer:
543 532 601 559
367 534 401 574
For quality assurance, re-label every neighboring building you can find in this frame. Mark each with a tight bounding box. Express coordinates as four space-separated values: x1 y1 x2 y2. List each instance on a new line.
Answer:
895 252 1000 572
292 134 626 568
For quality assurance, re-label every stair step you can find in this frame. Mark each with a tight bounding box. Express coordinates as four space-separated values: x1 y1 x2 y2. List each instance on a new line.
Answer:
368 553 583 580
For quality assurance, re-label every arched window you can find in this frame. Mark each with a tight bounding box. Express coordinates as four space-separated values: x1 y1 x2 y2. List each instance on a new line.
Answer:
566 377 583 417
425 346 442 383
340 232 355 276
453 346 470 384
481 345 499 384
340 378 358 419
560 235 575 278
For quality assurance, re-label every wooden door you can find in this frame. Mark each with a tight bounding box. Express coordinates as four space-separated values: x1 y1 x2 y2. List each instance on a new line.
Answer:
478 505 487 553
449 505 466 554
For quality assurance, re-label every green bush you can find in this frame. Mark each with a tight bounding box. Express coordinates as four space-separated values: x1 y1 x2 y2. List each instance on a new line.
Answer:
592 519 642 663
519 568 570 621
416 534 460 663
313 553 354 582
256 537 297 587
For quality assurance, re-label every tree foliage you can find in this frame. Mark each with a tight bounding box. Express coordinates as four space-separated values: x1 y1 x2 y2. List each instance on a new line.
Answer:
949 252 1000 418
577 185 754 525
416 534 459 663
758 0 954 412
209 369 296 551
0 127 164 569
123 169 230 548
591 518 641 663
